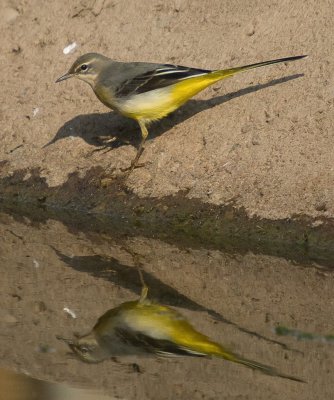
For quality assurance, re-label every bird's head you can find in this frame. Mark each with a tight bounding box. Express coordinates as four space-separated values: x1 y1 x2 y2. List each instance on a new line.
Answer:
56 53 110 87
57 333 108 363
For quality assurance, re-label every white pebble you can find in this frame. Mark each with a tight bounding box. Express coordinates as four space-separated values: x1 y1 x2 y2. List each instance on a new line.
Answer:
63 307 77 319
63 42 78 55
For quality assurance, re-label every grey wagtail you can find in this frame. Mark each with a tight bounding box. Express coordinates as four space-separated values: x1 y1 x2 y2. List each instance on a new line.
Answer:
56 53 306 173
57 277 304 382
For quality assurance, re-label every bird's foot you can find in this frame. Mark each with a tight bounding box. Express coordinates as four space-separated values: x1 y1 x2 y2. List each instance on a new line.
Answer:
89 137 131 156
110 357 143 373
100 176 115 187
120 161 147 174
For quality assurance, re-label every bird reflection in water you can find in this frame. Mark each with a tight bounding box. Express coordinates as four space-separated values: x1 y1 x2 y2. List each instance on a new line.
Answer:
58 270 304 382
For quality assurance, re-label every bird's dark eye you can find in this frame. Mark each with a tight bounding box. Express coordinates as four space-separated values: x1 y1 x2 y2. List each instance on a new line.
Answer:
80 64 88 71
80 346 89 354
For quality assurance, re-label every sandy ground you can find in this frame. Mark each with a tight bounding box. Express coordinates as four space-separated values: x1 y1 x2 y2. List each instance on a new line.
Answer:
0 0 333 220
0 211 334 400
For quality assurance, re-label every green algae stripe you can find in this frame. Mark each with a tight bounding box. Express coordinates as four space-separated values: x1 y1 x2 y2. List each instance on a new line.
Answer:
275 326 334 344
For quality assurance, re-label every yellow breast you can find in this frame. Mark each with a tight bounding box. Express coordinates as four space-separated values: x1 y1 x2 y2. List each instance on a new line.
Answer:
94 72 222 123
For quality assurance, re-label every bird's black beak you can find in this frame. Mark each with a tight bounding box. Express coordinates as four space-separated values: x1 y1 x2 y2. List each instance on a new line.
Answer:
55 72 73 83
56 335 74 345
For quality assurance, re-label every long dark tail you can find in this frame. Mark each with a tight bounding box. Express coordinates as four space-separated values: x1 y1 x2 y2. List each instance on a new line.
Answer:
204 340 305 382
212 55 307 80
234 355 305 383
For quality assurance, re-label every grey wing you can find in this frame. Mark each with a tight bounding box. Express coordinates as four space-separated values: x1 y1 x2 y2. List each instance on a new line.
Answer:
114 327 207 358
114 64 212 97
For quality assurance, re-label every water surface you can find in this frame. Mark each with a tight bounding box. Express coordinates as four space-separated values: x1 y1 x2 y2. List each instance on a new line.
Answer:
0 209 333 399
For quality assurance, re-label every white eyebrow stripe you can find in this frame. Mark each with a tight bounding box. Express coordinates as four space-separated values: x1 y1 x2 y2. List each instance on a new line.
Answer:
79 59 96 67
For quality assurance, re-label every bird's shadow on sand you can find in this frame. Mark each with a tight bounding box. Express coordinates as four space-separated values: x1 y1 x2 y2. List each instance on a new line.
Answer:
46 74 303 150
